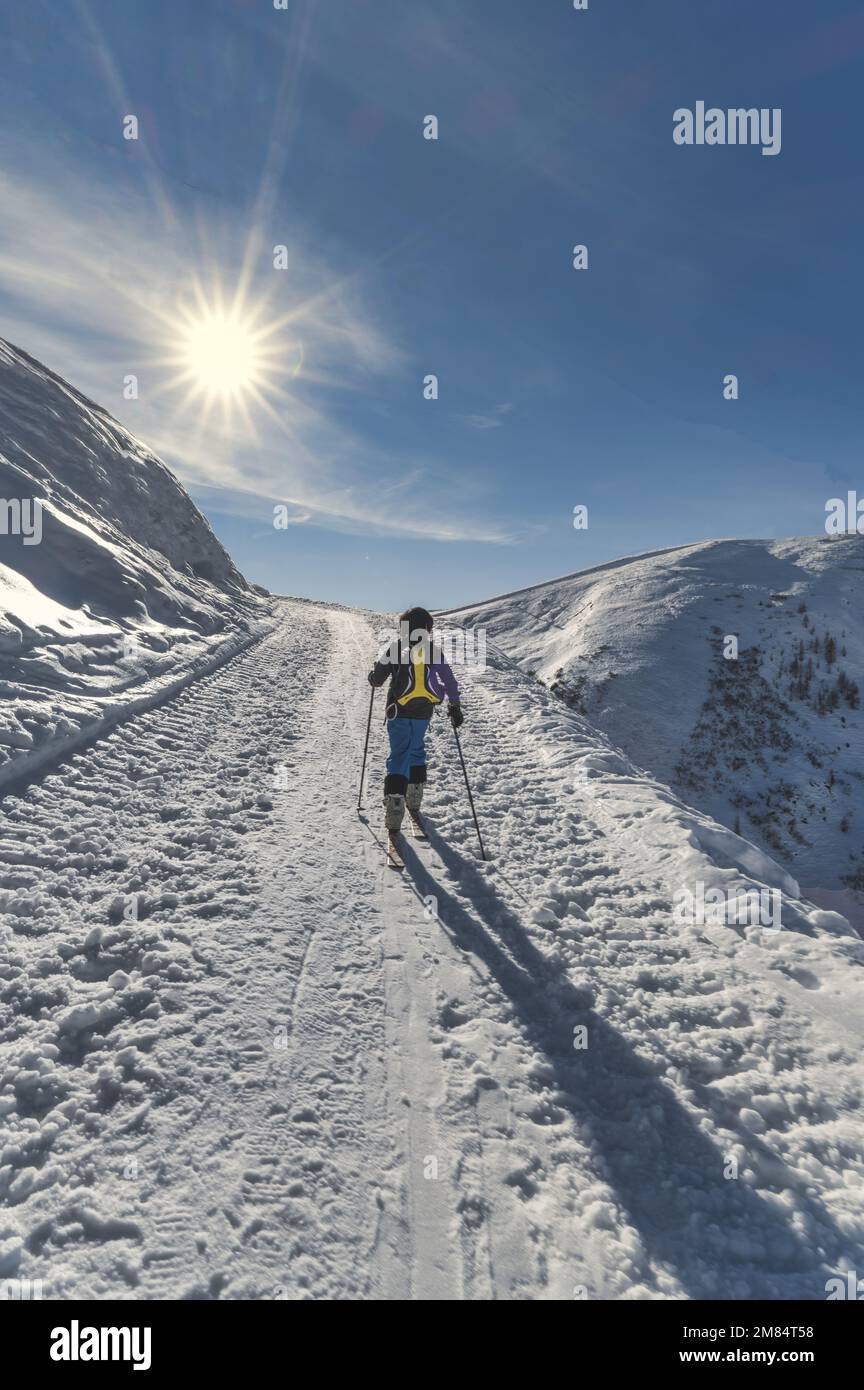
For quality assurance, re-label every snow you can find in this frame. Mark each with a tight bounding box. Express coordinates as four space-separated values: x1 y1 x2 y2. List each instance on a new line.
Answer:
0 338 271 788
1 347 863 1300
441 536 864 908
0 563 115 647
1 598 862 1300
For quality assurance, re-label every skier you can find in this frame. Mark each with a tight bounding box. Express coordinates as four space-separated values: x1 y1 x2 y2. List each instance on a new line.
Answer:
367 606 463 841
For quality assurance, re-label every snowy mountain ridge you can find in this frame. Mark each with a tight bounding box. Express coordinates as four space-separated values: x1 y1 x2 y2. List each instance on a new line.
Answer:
443 536 864 913
0 340 271 788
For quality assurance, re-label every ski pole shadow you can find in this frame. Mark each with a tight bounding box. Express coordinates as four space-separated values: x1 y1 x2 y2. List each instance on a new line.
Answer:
398 827 853 1300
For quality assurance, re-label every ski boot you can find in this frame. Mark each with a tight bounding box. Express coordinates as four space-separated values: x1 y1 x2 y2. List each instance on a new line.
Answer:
384 793 406 869
406 781 426 837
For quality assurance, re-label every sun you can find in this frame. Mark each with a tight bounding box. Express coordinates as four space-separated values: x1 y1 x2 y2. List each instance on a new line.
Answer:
180 310 261 398
156 279 304 432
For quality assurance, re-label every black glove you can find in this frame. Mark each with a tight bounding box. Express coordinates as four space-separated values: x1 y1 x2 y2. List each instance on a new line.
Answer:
448 702 464 729
367 670 376 686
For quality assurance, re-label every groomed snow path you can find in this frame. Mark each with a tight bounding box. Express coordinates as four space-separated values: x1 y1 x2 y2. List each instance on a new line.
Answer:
1 601 862 1300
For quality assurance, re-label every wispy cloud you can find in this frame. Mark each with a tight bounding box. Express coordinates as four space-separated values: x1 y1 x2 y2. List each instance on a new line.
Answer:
0 137 512 544
461 403 513 432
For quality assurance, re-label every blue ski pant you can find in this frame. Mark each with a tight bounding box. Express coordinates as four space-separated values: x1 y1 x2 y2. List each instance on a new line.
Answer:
385 717 430 794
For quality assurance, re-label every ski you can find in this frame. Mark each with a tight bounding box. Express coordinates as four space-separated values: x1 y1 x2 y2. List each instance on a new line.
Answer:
386 831 405 870
407 810 427 839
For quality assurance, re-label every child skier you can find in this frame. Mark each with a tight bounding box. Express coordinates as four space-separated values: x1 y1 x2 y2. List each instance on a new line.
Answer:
367 606 463 838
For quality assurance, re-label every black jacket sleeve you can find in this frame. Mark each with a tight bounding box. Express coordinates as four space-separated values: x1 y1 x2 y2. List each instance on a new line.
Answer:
368 660 392 688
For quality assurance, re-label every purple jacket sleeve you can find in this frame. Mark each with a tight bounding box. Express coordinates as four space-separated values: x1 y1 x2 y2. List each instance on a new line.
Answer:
437 661 460 702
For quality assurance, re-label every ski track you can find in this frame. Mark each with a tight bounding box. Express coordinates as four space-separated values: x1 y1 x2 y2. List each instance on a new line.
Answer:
0 601 862 1300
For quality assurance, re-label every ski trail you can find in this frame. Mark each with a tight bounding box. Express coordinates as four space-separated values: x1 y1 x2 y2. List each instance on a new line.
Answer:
344 612 590 1297
329 608 473 1300
2 599 861 1300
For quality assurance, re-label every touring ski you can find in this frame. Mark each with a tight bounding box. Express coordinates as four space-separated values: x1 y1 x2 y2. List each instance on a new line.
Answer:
386 831 405 870
407 810 427 839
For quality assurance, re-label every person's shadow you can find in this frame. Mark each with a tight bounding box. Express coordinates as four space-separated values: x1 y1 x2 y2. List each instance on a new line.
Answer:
398 825 854 1301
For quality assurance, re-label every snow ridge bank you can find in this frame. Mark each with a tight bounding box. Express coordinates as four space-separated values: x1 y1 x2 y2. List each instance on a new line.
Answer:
0 340 272 786
444 536 864 901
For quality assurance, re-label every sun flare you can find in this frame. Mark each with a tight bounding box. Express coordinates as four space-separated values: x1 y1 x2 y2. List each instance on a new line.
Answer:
157 279 304 433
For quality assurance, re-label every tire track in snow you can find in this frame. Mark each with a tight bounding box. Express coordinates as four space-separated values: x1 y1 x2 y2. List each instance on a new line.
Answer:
0 602 367 1299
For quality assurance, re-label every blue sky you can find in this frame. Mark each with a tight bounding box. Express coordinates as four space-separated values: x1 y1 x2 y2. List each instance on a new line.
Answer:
0 0 862 608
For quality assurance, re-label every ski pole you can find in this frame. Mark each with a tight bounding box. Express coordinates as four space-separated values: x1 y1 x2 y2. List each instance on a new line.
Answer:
357 685 376 812
451 721 487 861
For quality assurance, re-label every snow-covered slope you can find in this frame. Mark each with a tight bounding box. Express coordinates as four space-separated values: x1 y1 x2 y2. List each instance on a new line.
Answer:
1 601 862 1301
0 340 270 787
441 538 864 909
